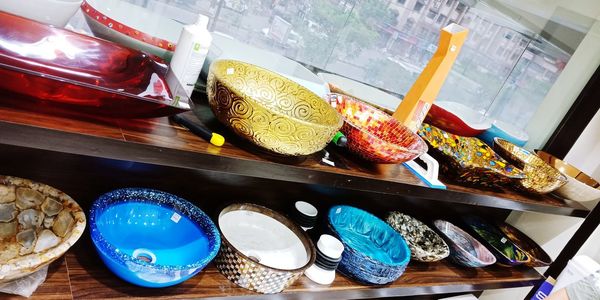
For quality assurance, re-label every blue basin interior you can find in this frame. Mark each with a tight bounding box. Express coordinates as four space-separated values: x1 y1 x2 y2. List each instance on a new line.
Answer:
96 202 210 266
90 188 220 288
328 205 410 267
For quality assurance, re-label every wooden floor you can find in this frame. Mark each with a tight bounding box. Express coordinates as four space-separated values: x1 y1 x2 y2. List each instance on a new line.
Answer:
4 236 542 300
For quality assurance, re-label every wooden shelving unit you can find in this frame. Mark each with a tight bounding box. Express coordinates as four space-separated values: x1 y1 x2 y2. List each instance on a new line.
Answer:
0 96 588 299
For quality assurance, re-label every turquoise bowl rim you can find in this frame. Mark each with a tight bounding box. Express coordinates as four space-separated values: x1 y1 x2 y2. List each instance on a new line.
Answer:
328 205 411 268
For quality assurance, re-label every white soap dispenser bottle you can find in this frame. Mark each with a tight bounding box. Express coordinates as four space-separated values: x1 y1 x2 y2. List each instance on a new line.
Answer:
169 14 212 97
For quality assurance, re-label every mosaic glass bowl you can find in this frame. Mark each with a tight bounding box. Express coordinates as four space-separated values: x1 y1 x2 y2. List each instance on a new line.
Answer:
207 59 342 156
494 138 567 194
326 93 427 163
433 220 496 268
497 222 552 267
89 188 220 288
0 176 86 283
418 123 525 188
386 212 449 262
215 203 315 294
536 150 600 205
462 216 529 267
426 101 491 137
328 205 411 284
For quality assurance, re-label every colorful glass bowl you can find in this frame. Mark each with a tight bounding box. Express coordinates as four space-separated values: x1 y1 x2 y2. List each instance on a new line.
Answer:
328 205 411 285
0 12 190 118
418 123 525 188
0 176 86 283
215 203 315 294
478 120 529 147
386 212 449 262
536 151 600 205
426 101 491 137
433 220 496 268
494 138 568 194
89 188 220 287
497 222 553 267
207 60 343 156
326 93 427 163
462 216 529 267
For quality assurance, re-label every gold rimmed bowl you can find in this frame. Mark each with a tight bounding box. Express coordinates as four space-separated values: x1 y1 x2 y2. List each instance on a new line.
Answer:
536 151 600 205
206 59 343 156
493 138 567 194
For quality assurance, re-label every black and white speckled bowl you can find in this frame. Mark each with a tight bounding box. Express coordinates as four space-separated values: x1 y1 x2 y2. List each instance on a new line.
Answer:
386 212 449 262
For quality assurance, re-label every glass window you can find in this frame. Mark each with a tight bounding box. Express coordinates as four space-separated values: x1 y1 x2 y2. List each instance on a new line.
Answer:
67 0 600 148
414 1 425 13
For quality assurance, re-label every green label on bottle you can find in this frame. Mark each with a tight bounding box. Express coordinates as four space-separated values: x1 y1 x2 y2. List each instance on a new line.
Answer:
193 43 201 51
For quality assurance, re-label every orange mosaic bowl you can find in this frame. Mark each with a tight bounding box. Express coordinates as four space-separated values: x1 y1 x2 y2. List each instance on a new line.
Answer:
326 93 427 163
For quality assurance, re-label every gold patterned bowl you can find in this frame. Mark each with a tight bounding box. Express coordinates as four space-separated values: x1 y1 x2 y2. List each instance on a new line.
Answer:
536 151 600 204
0 176 86 283
493 138 567 194
207 59 343 156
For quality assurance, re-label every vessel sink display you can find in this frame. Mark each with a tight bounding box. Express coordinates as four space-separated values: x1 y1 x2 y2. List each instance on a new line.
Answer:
386 212 449 262
494 138 567 194
207 59 342 156
425 101 491 137
536 150 600 207
497 222 553 267
89 188 220 288
327 93 427 163
418 123 525 188
328 205 411 284
82 0 180 61
433 220 496 268
0 12 190 118
215 203 315 294
462 216 529 266
0 175 86 283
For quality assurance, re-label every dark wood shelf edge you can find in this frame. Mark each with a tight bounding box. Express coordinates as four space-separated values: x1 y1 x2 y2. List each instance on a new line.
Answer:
0 121 588 218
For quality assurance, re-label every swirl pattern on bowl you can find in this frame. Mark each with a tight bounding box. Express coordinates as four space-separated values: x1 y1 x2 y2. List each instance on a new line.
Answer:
207 59 342 156
497 222 552 267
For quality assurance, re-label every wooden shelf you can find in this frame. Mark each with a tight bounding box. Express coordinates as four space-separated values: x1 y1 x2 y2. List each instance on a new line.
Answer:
0 98 589 217
15 238 542 300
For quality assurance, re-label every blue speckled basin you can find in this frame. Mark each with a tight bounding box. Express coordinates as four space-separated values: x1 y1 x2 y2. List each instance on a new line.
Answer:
328 205 411 285
89 188 220 288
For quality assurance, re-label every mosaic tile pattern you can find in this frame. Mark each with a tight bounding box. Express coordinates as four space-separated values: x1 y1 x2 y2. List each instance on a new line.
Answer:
386 212 449 262
418 123 525 188
215 239 304 294
0 176 86 283
494 139 567 194
326 93 427 163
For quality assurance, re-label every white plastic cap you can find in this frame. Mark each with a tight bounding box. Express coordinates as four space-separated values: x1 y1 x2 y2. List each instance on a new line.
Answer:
195 14 210 29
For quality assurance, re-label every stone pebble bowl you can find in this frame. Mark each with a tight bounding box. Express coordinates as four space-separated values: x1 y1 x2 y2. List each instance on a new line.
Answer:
386 212 450 262
0 175 86 283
